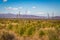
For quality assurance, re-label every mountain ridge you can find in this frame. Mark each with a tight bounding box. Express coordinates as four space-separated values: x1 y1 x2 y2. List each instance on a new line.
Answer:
0 13 46 19
0 13 60 19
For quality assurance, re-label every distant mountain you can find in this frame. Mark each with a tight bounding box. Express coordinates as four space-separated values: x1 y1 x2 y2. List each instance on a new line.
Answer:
0 14 16 18
0 13 46 19
0 13 60 19
51 16 60 19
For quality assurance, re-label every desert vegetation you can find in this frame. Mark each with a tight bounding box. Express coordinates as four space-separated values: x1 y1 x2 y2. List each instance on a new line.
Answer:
0 18 60 40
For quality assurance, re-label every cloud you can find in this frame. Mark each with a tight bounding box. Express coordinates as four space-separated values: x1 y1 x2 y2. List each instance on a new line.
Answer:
19 7 23 9
27 10 31 14
32 6 36 9
5 7 18 10
3 0 7 2
5 7 12 10
37 11 45 14
35 11 47 16
26 10 31 14
12 8 18 10
5 7 22 14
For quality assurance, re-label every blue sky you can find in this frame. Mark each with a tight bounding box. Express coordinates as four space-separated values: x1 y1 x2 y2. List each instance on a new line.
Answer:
0 0 60 16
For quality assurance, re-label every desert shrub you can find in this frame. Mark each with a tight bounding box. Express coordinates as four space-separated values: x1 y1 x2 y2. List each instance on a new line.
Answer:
39 30 46 37
14 20 18 23
6 24 13 30
0 24 6 29
55 25 60 40
19 27 26 36
47 30 59 40
36 24 41 30
26 27 35 36
0 31 15 40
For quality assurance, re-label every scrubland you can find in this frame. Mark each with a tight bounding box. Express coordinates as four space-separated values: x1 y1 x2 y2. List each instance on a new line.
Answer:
0 18 60 40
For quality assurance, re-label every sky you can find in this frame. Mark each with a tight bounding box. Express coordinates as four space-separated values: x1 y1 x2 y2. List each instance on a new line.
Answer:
0 0 60 16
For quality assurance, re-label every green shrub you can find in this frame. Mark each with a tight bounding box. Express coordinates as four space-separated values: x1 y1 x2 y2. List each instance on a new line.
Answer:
26 27 35 36
7 24 13 30
39 30 45 37
19 27 26 36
